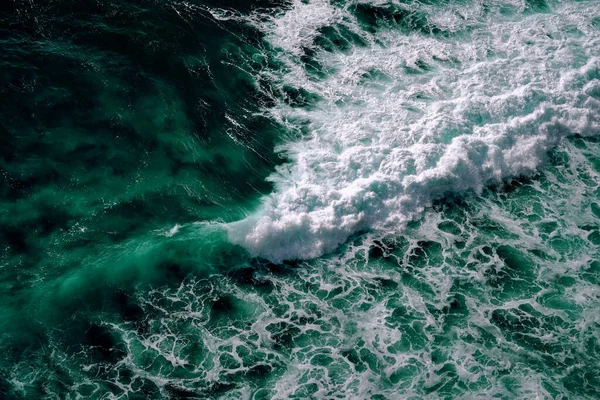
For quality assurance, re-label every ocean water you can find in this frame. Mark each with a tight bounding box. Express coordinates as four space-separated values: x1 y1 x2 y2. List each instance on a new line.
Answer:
1 0 599 398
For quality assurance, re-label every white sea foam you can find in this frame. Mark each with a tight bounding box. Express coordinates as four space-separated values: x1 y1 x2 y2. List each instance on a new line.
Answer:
228 0 600 262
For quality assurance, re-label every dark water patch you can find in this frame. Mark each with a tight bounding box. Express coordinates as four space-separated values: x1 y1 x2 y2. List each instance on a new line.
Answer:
37 205 73 236
374 276 398 290
444 293 467 315
0 225 30 255
113 290 146 322
582 260 600 285
438 220 462 235
207 381 236 396
157 261 190 282
562 367 600 398
404 59 434 75
351 2 448 37
211 295 236 317
0 373 16 400
341 348 367 372
267 321 301 349
164 385 198 399
484 246 539 297
300 45 330 79
431 194 472 222
200 0 290 13
525 0 551 13
408 240 443 268
246 364 273 379
591 202 600 219
83 323 126 363
314 24 368 53
226 257 300 294
281 86 322 108
495 175 537 195
368 240 392 259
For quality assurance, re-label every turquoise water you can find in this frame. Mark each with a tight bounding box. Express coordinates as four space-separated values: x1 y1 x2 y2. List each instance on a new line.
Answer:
1 0 599 398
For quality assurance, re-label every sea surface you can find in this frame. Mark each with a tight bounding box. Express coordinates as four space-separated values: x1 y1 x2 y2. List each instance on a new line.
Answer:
1 0 600 398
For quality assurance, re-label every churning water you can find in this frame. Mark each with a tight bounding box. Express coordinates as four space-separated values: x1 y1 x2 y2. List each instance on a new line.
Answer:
1 0 599 398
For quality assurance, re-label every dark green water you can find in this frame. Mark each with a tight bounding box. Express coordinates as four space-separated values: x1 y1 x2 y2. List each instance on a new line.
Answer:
1 0 599 398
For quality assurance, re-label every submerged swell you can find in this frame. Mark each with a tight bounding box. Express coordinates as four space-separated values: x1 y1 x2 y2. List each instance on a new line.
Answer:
227 0 600 262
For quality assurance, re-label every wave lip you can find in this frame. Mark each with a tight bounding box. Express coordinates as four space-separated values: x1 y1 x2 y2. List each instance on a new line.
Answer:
229 0 600 263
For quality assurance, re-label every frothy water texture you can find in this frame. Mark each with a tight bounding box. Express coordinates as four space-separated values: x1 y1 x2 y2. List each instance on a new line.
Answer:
1 0 600 399
228 0 600 262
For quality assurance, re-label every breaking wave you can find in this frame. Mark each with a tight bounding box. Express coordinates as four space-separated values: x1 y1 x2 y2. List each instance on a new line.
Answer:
228 0 600 262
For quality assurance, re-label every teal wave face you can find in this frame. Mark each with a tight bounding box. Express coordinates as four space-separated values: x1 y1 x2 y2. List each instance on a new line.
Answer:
1 0 600 399
0 0 279 306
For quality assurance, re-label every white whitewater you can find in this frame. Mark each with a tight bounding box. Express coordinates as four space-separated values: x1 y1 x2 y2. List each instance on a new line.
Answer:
228 0 600 262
